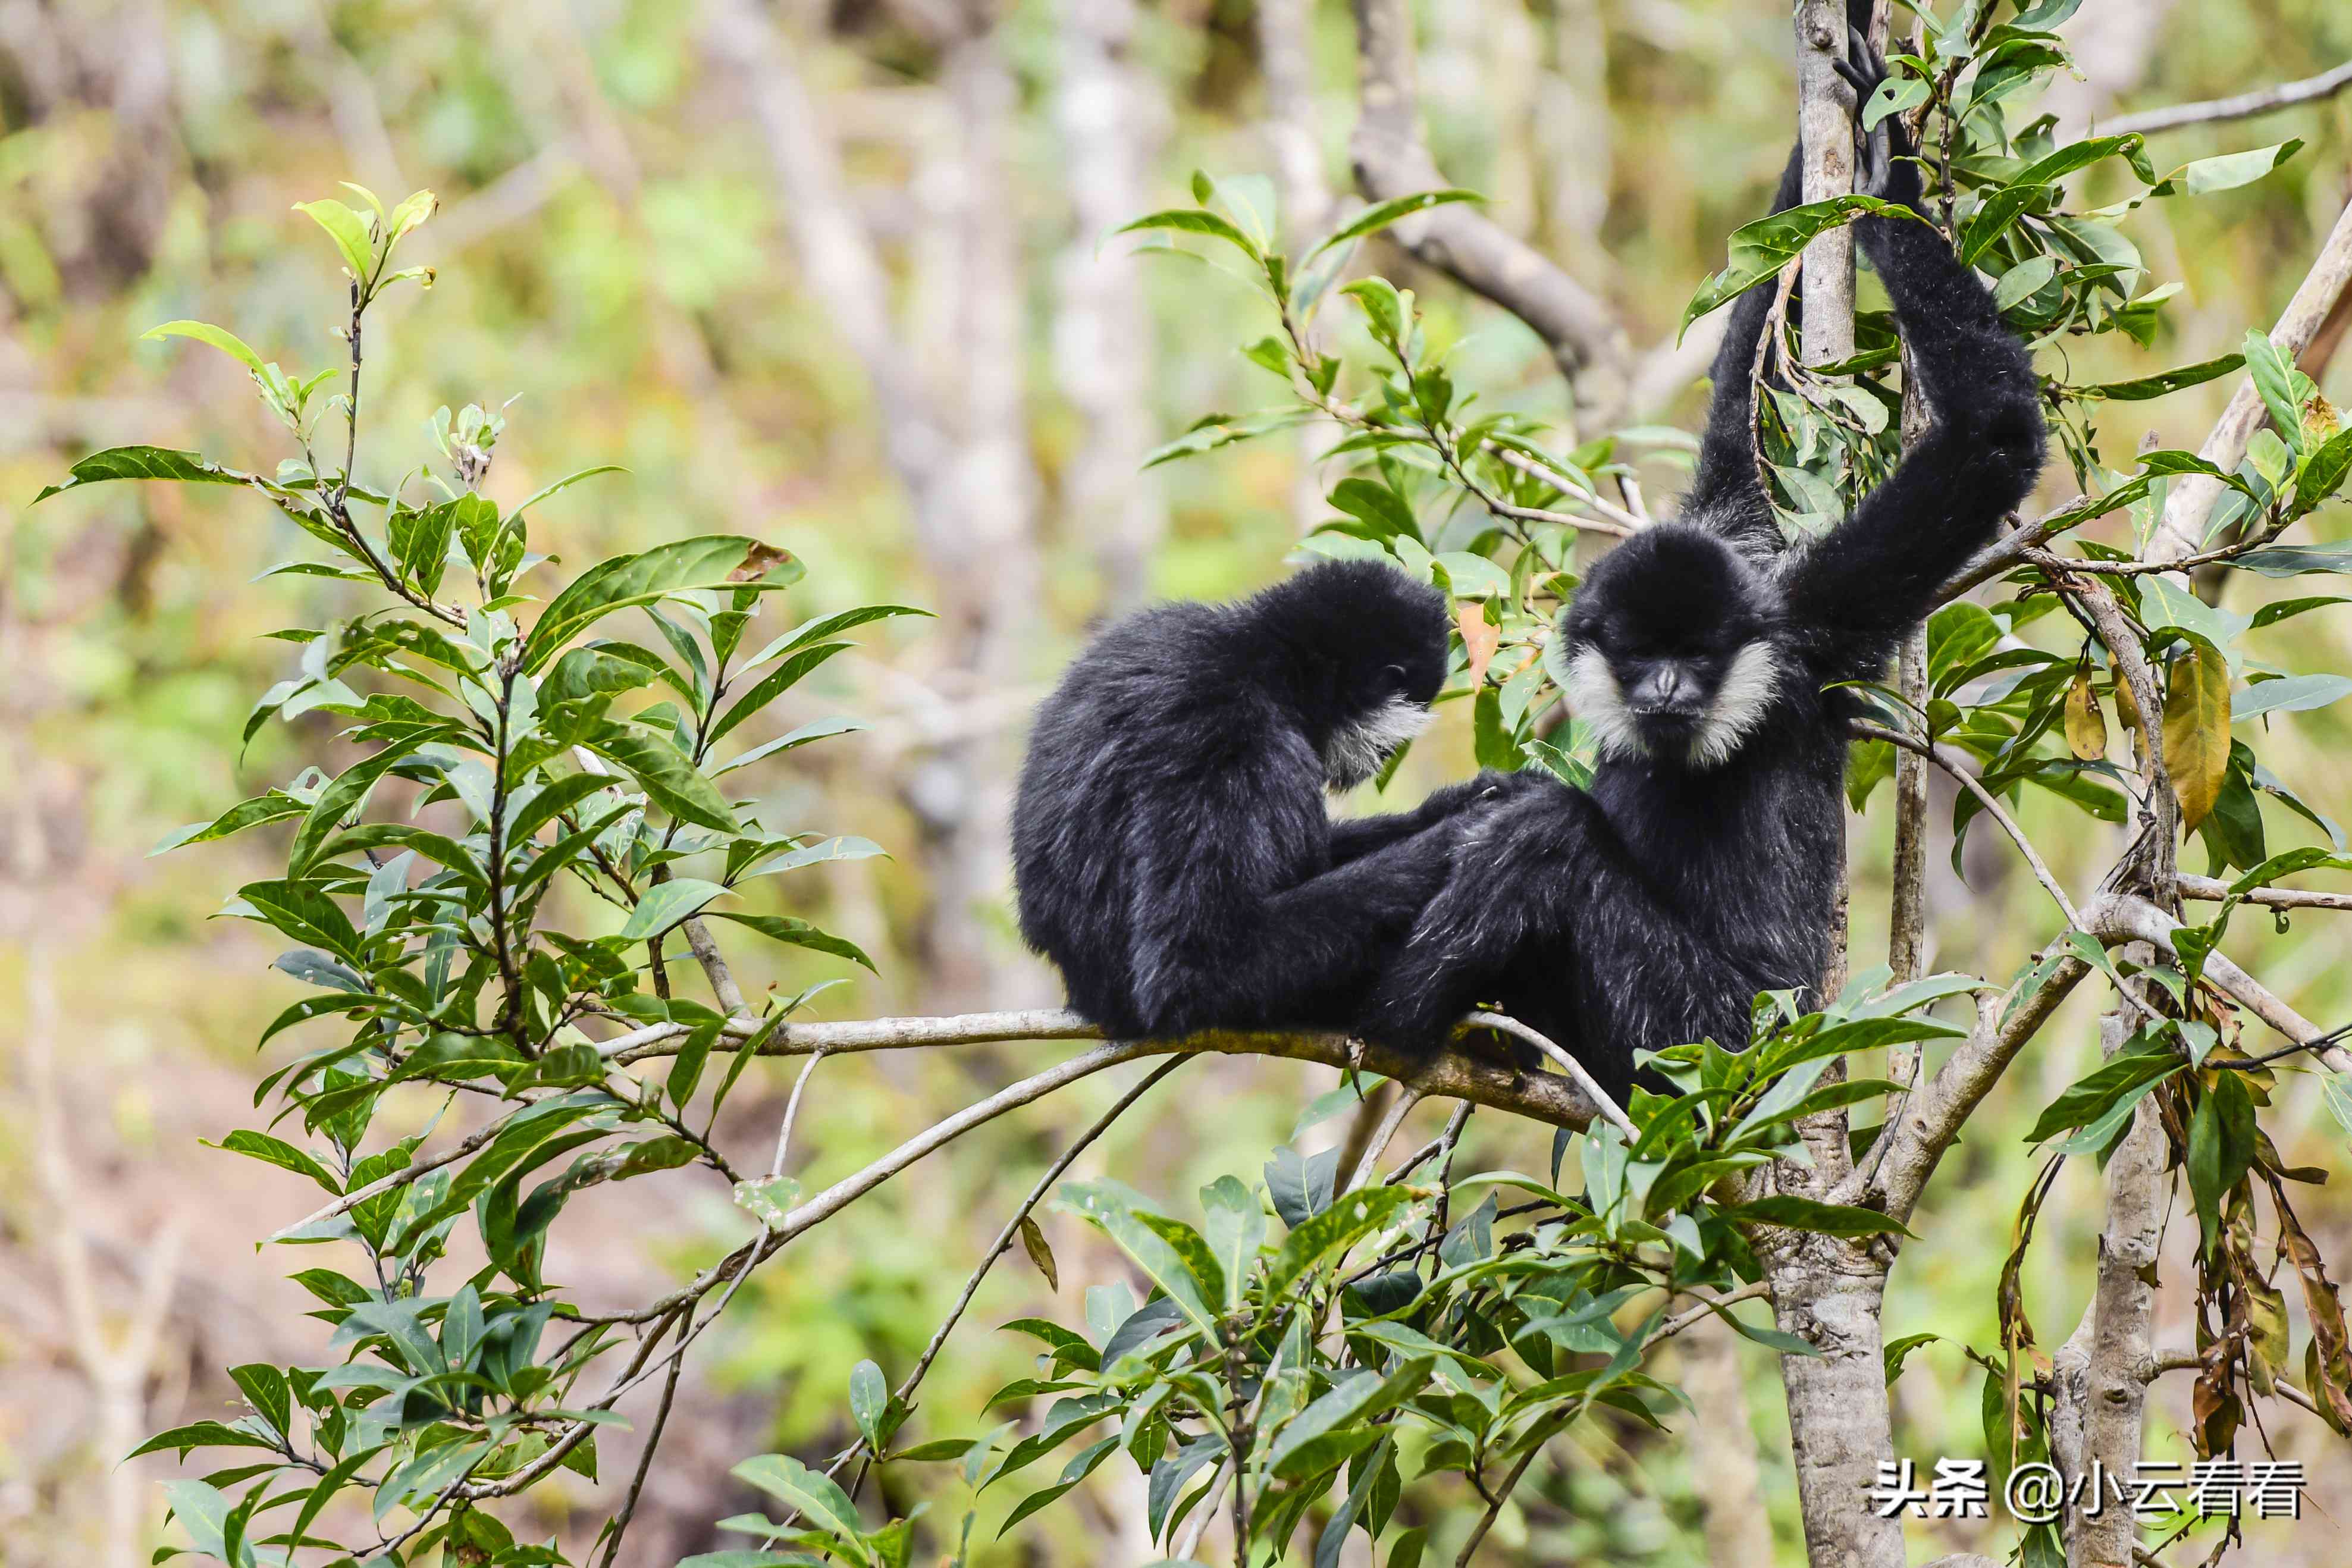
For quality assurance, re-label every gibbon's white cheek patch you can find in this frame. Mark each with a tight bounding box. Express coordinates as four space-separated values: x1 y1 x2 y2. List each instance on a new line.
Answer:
1324 696 1433 788
1689 641 1780 769
1564 641 1779 769
1563 645 1645 761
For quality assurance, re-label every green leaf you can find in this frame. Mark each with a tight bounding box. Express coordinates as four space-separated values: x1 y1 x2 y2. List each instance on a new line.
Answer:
33 446 263 505
2016 135 2143 187
1113 208 1262 260
1268 1357 1434 1479
1682 195 1923 337
1263 1185 1415 1301
850 1360 889 1450
1199 1175 1266 1310
619 878 727 942
237 879 361 961
293 197 376 281
2235 673 2352 721
288 728 446 876
1134 1212 1227 1315
127 1420 287 1460
2188 1074 2258 1251
1057 1179 1218 1335
2024 1046 2182 1144
2231 544 2352 577
732 1454 873 1565
523 536 763 672
205 1130 341 1194
142 320 268 377
1959 184 2047 265
2244 330 2304 451
711 717 873 779
2292 428 2352 519
1304 190 1484 262
1992 255 2060 313
1718 1196 1915 1238
151 792 305 855
710 642 854 745
2150 140 2302 198
510 465 627 520
739 606 932 672
2079 353 2246 403
583 721 739 832
1327 478 1422 543
707 910 876 971
1340 277 1407 343
734 1175 804 1230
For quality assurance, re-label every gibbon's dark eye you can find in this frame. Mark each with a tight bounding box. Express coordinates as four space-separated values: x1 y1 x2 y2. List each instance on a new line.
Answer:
1384 662 1409 688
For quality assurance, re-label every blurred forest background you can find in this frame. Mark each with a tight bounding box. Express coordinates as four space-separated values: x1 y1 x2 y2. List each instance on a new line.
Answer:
4 1 2351 1563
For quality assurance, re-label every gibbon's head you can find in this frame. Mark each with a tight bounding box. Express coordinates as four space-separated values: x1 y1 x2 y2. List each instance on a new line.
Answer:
1249 558 1450 789
1551 523 1782 771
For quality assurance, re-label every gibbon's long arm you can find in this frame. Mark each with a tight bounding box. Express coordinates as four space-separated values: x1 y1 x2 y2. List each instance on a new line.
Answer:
1325 770 1547 866
1780 127 2045 680
1682 145 1810 554
1124 742 1457 1033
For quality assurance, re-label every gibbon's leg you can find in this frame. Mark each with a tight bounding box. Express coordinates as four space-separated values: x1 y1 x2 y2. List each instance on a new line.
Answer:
1682 143 1808 552
1360 792 1740 1078
1159 827 1463 1031
1353 795 1586 1056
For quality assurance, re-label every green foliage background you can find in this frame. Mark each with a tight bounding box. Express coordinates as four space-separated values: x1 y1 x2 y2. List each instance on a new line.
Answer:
5 1 2352 1564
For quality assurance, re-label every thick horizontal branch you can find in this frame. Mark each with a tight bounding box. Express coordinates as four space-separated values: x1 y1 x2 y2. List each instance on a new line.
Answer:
2105 60 2352 137
606 1006 1600 1130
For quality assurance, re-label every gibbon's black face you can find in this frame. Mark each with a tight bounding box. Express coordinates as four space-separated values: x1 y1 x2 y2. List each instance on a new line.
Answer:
1256 559 1451 790
1555 523 1781 770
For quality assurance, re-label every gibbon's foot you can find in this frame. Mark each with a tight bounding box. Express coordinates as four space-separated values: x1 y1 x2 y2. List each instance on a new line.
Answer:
1834 27 1922 211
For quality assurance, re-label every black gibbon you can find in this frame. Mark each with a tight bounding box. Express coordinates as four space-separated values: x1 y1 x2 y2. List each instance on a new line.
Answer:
1354 37 2046 1103
1012 559 1535 1040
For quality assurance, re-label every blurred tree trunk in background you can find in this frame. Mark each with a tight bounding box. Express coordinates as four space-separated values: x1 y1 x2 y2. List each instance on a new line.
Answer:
713 0 1042 1012
1054 0 1169 613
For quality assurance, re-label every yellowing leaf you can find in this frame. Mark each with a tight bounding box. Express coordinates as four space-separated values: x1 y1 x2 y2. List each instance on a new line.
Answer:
1018 1215 1059 1291
2065 673 2107 760
2162 635 2231 833
1459 606 1501 687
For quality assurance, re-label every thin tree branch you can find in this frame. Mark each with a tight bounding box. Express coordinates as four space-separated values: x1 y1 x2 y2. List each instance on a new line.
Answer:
2103 60 2352 137
2177 872 2352 912
1850 724 2084 929
2099 895 2352 1074
1936 496 2089 601
1463 1009 1635 1138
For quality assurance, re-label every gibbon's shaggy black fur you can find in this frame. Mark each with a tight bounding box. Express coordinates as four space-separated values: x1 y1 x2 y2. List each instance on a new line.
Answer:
1013 559 1537 1039
1356 37 2047 1103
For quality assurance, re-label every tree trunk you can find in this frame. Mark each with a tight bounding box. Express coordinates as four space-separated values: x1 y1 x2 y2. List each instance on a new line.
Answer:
1769 1233 1906 1568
